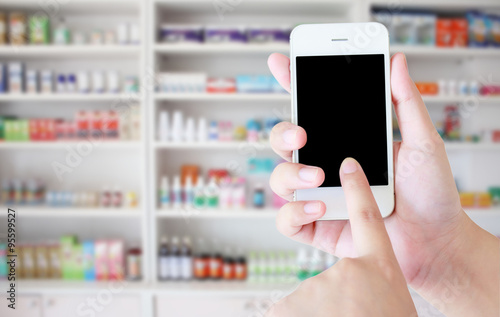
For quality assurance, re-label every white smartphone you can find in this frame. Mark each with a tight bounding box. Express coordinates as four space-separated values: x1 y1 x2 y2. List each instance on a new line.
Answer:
290 22 394 220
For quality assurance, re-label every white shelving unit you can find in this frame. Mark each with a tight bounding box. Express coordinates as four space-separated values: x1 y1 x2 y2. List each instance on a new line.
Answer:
0 0 498 316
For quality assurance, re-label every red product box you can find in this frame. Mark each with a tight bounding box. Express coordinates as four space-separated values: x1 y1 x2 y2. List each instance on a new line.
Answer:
94 240 109 281
75 111 90 139
54 119 66 140
90 111 104 140
206 78 236 93
38 119 55 141
451 18 468 47
29 119 40 141
493 130 500 143
108 240 124 280
103 111 119 139
436 18 452 47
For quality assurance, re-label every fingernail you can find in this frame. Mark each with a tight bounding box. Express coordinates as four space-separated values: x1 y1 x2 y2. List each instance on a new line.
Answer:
304 202 320 214
299 167 319 182
282 129 298 145
341 158 358 174
402 53 408 71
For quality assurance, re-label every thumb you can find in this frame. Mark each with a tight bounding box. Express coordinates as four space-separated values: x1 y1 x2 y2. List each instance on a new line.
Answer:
340 158 395 258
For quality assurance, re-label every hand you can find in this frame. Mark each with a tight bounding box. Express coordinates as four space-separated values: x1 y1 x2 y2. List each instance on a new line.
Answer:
267 158 417 317
268 52 499 316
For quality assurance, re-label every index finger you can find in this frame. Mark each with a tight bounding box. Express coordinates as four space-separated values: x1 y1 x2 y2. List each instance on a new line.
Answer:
339 158 396 258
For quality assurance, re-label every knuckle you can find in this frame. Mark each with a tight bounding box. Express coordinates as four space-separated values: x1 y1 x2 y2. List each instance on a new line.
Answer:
357 207 383 223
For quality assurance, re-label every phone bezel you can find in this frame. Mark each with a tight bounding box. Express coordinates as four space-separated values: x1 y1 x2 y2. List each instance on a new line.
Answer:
290 22 394 220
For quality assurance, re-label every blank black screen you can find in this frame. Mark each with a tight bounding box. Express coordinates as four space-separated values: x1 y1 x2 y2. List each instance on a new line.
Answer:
296 54 388 187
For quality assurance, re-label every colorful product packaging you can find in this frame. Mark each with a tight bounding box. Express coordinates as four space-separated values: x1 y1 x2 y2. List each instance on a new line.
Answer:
451 18 468 47
35 245 49 278
8 62 25 93
415 82 438 95
204 25 247 43
60 235 77 279
29 15 50 44
0 12 6 44
415 13 436 46
246 26 291 43
94 240 108 280
108 240 124 280
48 243 62 278
41 70 53 93
236 75 273 93
82 241 96 281
489 15 500 47
206 77 236 93
466 11 489 47
72 244 84 280
0 63 6 93
26 70 38 93
160 24 203 43
9 12 27 45
436 18 452 47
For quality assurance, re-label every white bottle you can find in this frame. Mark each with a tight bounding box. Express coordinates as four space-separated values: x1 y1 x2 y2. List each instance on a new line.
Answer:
168 236 181 280
184 117 195 143
158 111 170 142
107 71 120 93
193 176 205 209
92 71 105 93
197 117 207 142
184 176 194 207
78 71 90 93
171 111 183 142
160 176 170 209
172 175 182 208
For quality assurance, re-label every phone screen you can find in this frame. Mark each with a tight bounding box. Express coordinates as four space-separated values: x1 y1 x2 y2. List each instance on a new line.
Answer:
296 54 388 187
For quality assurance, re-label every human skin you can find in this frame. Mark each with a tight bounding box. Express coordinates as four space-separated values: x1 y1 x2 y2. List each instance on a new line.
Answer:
267 158 418 317
267 52 500 317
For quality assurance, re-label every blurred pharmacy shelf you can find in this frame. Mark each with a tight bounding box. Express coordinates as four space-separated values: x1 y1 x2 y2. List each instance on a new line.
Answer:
422 96 500 104
444 142 500 151
0 93 140 102
154 93 289 101
16 280 149 294
156 208 278 218
0 141 142 150
153 141 272 150
0 207 141 218
0 45 140 58
153 43 500 59
391 46 500 58
150 281 299 296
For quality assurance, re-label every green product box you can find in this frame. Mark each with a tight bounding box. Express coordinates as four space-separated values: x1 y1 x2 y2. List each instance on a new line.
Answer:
18 120 29 141
29 15 50 44
4 120 15 141
60 235 77 280
0 116 15 140
72 244 84 280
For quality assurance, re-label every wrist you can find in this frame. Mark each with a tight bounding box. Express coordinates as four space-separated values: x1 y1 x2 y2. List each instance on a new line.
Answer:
411 211 499 317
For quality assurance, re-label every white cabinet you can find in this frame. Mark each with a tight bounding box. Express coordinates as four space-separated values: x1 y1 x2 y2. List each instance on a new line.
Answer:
43 294 141 317
0 295 42 317
155 296 275 317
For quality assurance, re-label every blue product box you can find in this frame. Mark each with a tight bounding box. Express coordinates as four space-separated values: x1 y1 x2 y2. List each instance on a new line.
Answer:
236 75 272 93
488 14 500 47
467 11 489 47
160 25 203 43
205 26 247 43
0 64 6 93
82 241 96 281
246 26 290 43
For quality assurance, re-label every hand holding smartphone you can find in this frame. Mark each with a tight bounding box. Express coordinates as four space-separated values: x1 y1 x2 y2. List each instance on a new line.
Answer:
290 23 394 220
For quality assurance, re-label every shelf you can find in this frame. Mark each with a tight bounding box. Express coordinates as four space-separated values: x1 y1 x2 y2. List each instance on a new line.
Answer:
156 208 277 218
154 43 500 59
16 280 148 294
0 207 141 218
391 46 500 58
154 141 272 150
155 93 289 101
151 281 299 296
0 141 142 150
155 43 289 54
0 93 140 102
0 45 140 58
422 96 500 104
444 142 500 151
465 208 500 218
0 1 140 15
